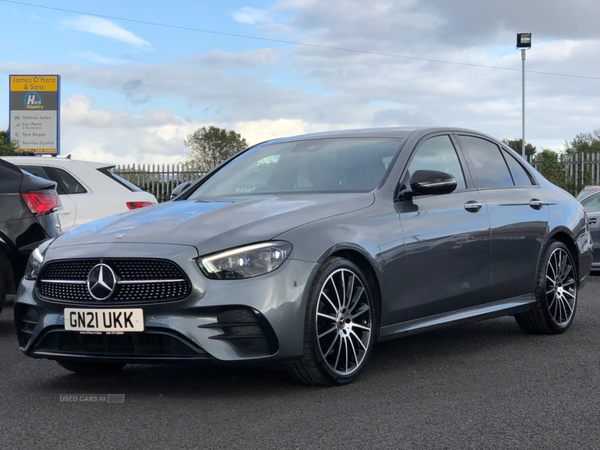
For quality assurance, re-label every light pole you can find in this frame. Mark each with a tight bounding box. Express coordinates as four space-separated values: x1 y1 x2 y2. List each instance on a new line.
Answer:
517 33 532 159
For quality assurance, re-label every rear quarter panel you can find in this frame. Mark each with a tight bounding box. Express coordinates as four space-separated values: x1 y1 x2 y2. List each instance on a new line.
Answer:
538 177 592 285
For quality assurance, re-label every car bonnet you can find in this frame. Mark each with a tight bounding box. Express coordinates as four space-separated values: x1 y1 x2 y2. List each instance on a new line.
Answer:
50 193 375 256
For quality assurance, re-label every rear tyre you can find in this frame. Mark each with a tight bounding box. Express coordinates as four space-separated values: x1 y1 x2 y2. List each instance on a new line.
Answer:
57 360 127 375
287 257 376 386
515 241 578 334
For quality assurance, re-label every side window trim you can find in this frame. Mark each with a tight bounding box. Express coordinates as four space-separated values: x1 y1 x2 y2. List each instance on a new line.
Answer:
500 146 538 186
448 134 475 189
401 132 474 191
498 149 517 186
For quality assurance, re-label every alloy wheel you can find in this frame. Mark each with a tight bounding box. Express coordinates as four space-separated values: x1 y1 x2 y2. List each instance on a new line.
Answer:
545 247 577 326
315 268 372 376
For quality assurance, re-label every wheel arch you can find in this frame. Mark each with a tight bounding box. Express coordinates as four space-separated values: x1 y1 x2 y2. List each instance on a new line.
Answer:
320 245 383 338
546 228 580 283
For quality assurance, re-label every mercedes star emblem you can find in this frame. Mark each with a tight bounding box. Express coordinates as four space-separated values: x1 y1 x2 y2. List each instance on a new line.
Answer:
87 263 117 301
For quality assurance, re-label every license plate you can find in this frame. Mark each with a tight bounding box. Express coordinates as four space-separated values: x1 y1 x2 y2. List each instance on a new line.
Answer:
64 308 144 332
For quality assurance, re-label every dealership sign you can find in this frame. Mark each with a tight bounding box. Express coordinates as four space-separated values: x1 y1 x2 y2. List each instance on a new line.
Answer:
9 74 60 155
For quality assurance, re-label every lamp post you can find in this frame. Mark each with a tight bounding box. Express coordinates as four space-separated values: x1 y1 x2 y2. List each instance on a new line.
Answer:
517 33 532 159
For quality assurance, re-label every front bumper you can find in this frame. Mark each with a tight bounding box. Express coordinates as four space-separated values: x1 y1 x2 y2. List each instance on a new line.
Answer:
15 243 318 365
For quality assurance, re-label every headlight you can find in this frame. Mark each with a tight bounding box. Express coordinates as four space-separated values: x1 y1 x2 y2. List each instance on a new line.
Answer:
198 241 293 279
24 239 54 280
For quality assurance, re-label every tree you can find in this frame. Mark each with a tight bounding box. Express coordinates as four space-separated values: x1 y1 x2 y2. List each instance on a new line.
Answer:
535 149 565 187
502 138 536 158
185 126 248 168
0 130 20 156
564 128 600 154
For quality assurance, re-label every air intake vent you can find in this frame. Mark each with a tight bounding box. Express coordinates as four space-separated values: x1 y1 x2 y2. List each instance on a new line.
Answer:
200 307 279 355
14 305 40 348
34 329 208 358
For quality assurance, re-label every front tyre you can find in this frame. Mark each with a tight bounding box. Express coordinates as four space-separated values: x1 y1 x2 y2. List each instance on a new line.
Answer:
57 360 127 375
288 257 376 386
515 241 578 334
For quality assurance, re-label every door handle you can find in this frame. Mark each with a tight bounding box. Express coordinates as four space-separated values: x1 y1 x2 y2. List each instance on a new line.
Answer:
589 218 598 225
464 201 482 213
529 199 544 209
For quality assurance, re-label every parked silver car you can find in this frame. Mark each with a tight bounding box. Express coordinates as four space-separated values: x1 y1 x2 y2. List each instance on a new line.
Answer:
15 128 592 385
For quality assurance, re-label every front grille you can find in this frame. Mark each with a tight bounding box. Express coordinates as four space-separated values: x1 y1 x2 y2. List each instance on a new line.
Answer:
38 259 191 304
34 329 207 358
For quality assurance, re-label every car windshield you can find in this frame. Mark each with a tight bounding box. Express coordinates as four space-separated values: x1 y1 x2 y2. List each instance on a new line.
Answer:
188 138 402 198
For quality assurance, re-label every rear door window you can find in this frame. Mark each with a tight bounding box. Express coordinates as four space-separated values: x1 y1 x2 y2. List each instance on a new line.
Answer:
457 136 513 188
18 165 65 194
19 165 52 180
51 168 88 194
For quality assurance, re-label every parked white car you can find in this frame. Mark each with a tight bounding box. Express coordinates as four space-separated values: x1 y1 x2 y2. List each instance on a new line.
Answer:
0 156 157 232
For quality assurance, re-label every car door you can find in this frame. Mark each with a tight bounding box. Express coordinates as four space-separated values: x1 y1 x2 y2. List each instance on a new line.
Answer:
455 134 548 301
17 165 77 231
394 134 491 322
579 192 600 264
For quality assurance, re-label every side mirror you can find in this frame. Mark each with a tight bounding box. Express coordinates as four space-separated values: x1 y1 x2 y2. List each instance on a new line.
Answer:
170 182 191 200
398 170 457 200
410 170 457 196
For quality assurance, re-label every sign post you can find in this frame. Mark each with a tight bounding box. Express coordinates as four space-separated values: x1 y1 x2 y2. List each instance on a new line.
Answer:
9 74 60 155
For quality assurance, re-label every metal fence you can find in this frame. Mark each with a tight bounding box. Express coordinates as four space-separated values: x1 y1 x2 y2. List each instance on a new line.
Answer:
113 153 600 202
529 152 600 196
113 162 208 202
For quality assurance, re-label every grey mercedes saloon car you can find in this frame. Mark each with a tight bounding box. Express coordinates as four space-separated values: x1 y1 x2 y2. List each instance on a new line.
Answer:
15 127 592 385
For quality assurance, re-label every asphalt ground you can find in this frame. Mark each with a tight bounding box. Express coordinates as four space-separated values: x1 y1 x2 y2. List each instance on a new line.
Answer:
1 277 599 450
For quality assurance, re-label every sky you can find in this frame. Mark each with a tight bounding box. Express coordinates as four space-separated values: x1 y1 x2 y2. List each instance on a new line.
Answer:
1 0 600 165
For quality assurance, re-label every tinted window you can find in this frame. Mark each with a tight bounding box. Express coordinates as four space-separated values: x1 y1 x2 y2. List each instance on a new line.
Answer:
19 165 65 194
458 136 513 188
503 151 534 186
53 168 87 194
19 165 52 180
407 135 466 190
99 169 143 192
581 193 600 214
188 138 401 197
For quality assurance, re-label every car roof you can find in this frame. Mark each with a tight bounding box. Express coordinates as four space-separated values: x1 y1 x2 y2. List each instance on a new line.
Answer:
0 156 114 170
577 187 600 201
260 127 497 146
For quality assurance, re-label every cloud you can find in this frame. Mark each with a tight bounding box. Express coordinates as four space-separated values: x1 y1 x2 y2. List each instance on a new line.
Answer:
62 94 171 128
276 0 600 51
65 16 150 48
121 79 153 105
57 95 337 165
73 52 130 65
4 0 600 160
232 7 274 25
179 49 281 69
59 94 197 164
234 119 332 144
